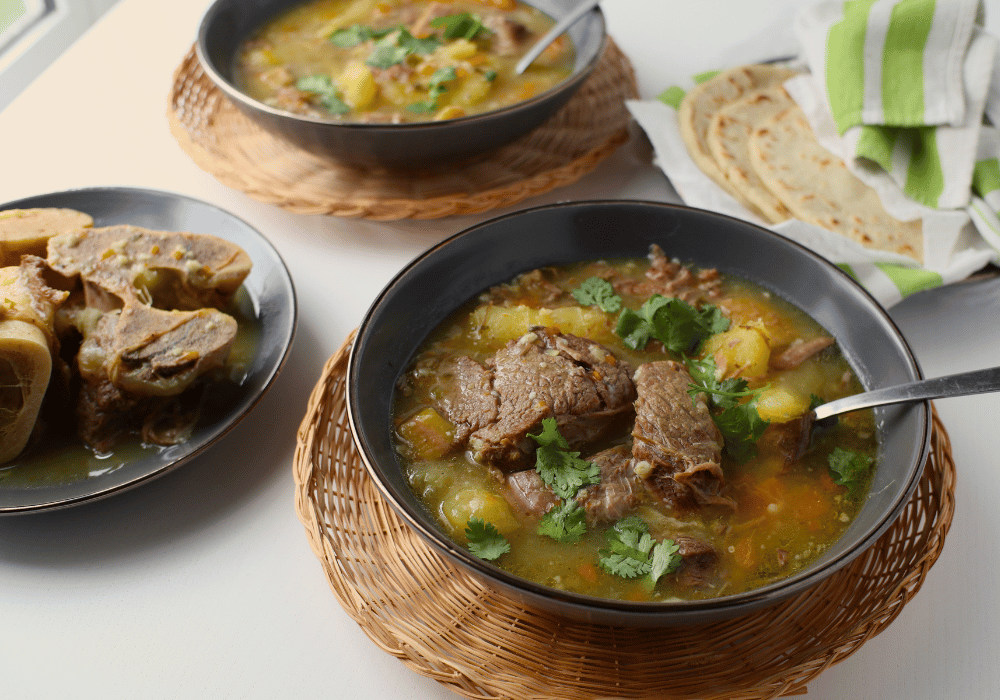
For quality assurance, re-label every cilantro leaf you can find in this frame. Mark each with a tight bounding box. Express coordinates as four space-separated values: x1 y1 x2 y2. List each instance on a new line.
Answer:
328 24 392 47
827 447 872 489
407 66 457 113
399 29 442 55
615 295 729 354
712 399 769 463
483 68 498 82
295 75 350 114
648 538 682 584
465 516 510 560
572 276 622 313
430 12 489 40
365 33 413 69
528 418 600 500
537 500 587 543
598 517 682 584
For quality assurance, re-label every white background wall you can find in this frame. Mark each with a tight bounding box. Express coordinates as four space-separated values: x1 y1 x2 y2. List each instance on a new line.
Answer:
0 0 119 112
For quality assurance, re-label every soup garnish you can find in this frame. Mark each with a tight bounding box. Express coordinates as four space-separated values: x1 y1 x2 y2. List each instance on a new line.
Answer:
393 245 877 602
233 0 575 123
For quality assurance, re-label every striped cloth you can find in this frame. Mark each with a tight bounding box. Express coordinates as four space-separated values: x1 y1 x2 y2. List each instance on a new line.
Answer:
796 0 994 209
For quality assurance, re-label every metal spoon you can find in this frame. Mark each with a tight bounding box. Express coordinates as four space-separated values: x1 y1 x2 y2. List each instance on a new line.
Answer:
812 365 1000 423
515 0 603 75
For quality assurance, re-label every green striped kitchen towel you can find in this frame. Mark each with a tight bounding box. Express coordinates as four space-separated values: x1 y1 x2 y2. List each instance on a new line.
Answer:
795 0 994 209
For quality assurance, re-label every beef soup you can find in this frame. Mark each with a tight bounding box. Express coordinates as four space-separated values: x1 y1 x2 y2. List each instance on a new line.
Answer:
392 245 878 602
233 0 574 124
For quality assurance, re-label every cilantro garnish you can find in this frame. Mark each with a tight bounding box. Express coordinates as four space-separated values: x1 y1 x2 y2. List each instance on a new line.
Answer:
598 516 682 584
827 447 872 490
615 295 729 354
537 500 588 544
483 69 498 82
430 12 489 40
465 516 510 560
685 356 770 463
328 24 394 48
528 418 601 500
407 66 458 113
572 276 622 313
295 75 350 114
364 29 441 69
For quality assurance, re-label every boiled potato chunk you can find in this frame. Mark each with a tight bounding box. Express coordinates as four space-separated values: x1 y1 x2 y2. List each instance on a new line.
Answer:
443 486 520 536
397 407 455 460
703 325 771 378
756 385 811 423
469 304 613 345
337 62 377 109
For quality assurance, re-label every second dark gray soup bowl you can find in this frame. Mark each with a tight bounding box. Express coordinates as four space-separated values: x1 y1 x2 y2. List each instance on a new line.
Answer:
347 201 930 626
196 0 606 169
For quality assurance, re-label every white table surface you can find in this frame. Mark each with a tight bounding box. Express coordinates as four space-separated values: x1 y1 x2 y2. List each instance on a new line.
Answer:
1 1 999 698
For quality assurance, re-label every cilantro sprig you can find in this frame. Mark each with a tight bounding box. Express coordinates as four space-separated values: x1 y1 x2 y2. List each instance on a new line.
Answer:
295 75 351 114
364 28 441 69
537 500 588 544
598 516 682 585
685 356 770 463
328 24 394 48
465 516 510 560
572 276 621 313
528 418 601 500
827 447 872 493
430 12 489 40
615 295 729 354
408 66 458 113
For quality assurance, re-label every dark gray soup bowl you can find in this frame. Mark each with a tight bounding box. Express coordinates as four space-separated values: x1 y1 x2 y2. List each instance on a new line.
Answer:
196 0 606 170
347 201 930 626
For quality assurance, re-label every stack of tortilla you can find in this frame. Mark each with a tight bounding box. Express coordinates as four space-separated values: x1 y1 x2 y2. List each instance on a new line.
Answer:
678 64 923 263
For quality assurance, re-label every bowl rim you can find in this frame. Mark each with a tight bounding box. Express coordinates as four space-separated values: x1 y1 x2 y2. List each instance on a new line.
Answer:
194 0 608 132
347 199 931 618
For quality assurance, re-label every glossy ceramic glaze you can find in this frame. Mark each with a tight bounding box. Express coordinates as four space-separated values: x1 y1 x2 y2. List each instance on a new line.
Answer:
196 0 606 169
347 200 930 626
0 187 296 514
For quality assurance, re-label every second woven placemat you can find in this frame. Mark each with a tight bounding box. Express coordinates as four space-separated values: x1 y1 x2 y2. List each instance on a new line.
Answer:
293 332 955 700
168 41 637 220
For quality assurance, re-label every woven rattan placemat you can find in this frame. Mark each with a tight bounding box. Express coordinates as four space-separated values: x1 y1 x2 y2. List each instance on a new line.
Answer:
168 41 637 220
294 333 955 700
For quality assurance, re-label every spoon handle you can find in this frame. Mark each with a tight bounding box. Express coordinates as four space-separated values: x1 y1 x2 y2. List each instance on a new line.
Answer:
812 366 1000 421
515 0 601 75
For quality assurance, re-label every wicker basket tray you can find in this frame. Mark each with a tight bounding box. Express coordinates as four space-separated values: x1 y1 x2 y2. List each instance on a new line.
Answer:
168 41 637 220
294 332 955 699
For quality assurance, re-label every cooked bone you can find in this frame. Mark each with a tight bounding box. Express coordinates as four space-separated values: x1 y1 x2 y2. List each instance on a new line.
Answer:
0 207 93 266
47 225 252 310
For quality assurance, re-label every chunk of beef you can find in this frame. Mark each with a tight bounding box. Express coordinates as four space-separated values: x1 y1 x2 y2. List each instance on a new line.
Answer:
674 535 718 588
432 355 500 444
483 15 531 56
472 328 635 470
769 336 835 370
504 444 641 525
612 244 722 304
631 361 735 511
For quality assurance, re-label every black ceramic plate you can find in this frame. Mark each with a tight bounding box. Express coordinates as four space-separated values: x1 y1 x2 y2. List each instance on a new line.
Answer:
0 187 296 513
347 200 930 626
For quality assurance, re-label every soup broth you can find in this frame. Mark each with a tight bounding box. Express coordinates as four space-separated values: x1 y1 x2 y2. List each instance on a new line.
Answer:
393 250 877 602
233 0 575 123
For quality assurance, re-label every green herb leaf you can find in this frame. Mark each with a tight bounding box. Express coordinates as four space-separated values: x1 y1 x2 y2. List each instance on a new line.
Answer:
483 68 498 82
684 356 770 462
399 29 442 55
614 295 729 354
430 12 488 40
572 276 622 313
407 65 457 113
537 500 588 543
329 24 377 47
465 516 510 560
365 33 412 69
599 517 683 584
295 75 350 114
648 538 682 584
528 417 600 500
827 447 872 488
